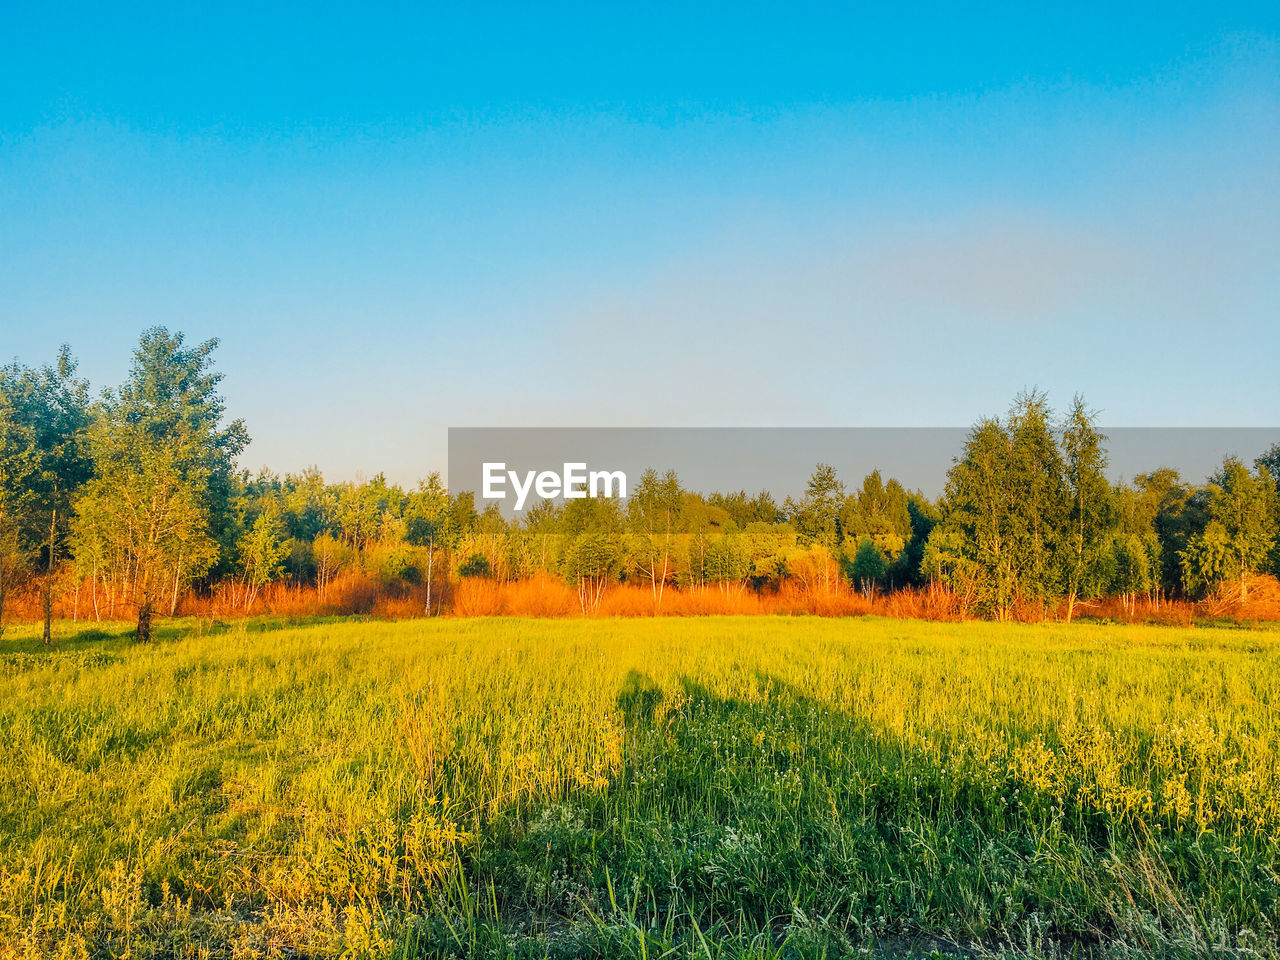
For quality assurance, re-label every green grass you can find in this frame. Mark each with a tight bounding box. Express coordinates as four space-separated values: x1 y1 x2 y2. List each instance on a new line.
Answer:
1 615 1279 959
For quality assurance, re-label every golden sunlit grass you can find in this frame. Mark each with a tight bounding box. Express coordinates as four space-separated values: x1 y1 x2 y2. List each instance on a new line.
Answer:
1 616 1279 958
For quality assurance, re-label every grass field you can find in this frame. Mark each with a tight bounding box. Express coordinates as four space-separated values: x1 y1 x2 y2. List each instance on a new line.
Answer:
1 616 1279 959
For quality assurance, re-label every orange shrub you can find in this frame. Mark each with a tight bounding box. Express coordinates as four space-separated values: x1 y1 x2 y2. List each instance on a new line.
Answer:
10 568 1278 628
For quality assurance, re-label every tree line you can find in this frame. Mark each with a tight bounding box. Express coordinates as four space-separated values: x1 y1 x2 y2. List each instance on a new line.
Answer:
1 329 1277 639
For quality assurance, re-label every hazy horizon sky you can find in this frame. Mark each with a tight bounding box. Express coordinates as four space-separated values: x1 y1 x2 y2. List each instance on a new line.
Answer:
3 3 1278 484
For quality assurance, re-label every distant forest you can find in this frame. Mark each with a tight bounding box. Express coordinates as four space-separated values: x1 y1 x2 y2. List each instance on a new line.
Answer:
2 328 1278 639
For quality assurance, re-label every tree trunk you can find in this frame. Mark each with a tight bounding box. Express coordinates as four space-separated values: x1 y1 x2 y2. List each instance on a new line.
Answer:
170 557 182 616
136 597 153 643
424 539 435 616
43 507 57 644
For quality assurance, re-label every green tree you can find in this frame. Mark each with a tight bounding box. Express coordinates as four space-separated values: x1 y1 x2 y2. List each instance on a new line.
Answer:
1060 395 1111 620
71 329 244 641
1257 443 1280 577
405 472 455 615
1133 468 1196 599
1109 534 1154 615
74 420 217 640
0 380 36 637
117 329 248 579
0 347 92 642
791 463 844 548
848 535 888 596
628 468 683 608
898 492 940 587
1257 443 1280 485
705 529 749 593
1181 458 1276 602
311 531 351 601
935 393 1069 619
936 417 1018 618
237 508 288 611
560 531 622 613
1005 391 1067 609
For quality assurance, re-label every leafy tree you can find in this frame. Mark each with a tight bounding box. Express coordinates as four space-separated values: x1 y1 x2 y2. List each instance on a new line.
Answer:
1109 534 1154 615
405 472 455 615
515 497 564 580
237 508 288 611
311 531 351 600
1181 458 1276 602
560 531 621 613
71 329 244 641
936 417 1018 618
0 347 92 642
1004 391 1067 609
628 468 683 607
791 463 844 548
1257 443 1280 576
117 329 248 579
921 523 981 614
1133 468 1197 599
74 418 217 640
898 492 940 587
707 489 780 526
1257 443 1280 486
457 553 492 579
935 393 1071 619
1060 396 1111 620
848 535 888 596
0 380 36 637
681 502 714 591
705 530 749 592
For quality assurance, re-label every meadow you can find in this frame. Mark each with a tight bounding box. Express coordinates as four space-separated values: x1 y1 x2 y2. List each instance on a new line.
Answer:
1 616 1278 959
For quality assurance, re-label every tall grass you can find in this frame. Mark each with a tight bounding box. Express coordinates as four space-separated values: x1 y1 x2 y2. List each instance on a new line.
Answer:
1 616 1278 958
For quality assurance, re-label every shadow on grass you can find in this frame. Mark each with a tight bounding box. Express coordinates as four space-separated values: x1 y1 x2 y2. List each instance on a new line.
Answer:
1 613 366 655
458 666 1279 958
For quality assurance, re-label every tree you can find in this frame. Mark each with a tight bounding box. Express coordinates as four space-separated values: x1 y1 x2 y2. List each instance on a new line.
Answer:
1257 444 1280 577
848 536 888 596
935 393 1070 619
1004 391 1067 609
118 328 248 581
628 468 683 609
71 329 245 641
1060 395 1111 621
0 379 36 637
74 420 217 640
1133 468 1196 600
841 471 912 584
898 492 940 588
311 531 350 601
1109 534 1153 615
237 508 288 611
1181 458 1276 602
405 473 455 614
937 417 1018 618
561 531 622 613
0 347 92 642
791 463 844 548
1257 443 1280 487
705 529 749 593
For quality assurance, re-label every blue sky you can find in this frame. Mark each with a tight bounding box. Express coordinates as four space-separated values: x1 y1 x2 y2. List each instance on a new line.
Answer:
2 2 1278 483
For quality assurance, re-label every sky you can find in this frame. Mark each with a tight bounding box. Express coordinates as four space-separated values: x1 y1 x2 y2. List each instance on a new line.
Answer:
2 2 1278 484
